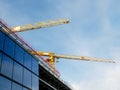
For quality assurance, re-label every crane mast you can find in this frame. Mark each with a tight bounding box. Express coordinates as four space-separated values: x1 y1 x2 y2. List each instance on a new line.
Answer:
11 19 69 32
30 51 115 68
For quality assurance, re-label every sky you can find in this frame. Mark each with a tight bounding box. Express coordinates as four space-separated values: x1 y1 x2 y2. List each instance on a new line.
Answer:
0 0 120 90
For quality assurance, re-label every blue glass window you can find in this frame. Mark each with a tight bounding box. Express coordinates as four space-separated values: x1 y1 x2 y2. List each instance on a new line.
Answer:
24 52 32 70
0 52 2 70
32 58 38 75
15 45 24 64
23 87 29 90
4 36 15 57
13 62 23 84
0 31 5 50
32 74 39 90
0 76 11 90
12 82 22 90
23 68 31 88
1 54 13 78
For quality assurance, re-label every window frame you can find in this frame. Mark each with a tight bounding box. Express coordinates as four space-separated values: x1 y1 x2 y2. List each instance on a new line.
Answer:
32 57 38 75
13 62 23 84
3 36 15 58
24 52 32 70
32 74 39 90
1 54 14 78
0 76 12 90
23 68 32 88
12 82 22 90
14 44 24 64
0 30 5 50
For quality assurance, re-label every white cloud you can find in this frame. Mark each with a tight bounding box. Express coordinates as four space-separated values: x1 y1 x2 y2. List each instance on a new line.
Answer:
56 1 120 90
71 64 120 90
70 48 120 90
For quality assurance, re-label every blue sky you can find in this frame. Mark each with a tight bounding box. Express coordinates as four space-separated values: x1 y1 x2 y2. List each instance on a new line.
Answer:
1 0 120 90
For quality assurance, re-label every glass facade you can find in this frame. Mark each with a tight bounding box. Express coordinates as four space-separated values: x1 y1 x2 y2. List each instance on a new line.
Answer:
15 44 24 64
0 30 5 50
0 52 2 69
32 74 39 90
23 68 32 88
4 36 15 58
32 58 38 75
0 76 11 90
12 83 22 90
13 62 23 84
24 52 32 70
0 29 39 90
0 25 72 90
1 54 13 78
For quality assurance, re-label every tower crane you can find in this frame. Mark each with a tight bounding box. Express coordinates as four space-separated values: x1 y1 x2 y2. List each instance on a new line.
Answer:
11 19 69 32
30 51 115 68
11 19 115 70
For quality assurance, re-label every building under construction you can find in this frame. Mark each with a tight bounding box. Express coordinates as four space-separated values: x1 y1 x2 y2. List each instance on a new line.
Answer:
0 19 115 90
0 20 73 90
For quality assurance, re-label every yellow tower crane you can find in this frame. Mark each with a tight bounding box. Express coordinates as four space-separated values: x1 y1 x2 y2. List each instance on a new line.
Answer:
11 19 115 70
11 19 69 32
30 51 115 68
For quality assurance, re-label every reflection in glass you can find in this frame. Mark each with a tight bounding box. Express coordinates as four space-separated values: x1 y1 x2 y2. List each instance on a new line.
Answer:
32 58 38 75
24 53 32 70
4 36 15 57
1 54 13 78
0 31 5 50
23 87 29 90
13 62 23 83
15 45 24 64
32 74 39 90
0 76 11 90
23 68 31 88
0 52 2 70
12 82 22 90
